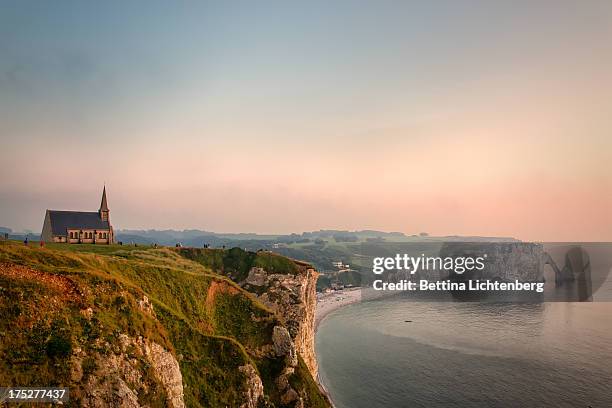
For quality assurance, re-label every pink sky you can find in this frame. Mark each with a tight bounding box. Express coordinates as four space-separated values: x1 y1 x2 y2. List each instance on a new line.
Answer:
1 2 611 240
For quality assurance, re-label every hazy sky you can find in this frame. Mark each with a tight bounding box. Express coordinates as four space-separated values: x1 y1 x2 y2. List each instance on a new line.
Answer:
1 1 611 240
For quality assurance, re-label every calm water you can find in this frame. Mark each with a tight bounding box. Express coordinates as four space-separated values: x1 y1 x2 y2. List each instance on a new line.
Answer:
316 299 612 408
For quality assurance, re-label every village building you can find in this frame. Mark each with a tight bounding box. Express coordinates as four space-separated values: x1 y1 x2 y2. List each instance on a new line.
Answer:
41 186 114 244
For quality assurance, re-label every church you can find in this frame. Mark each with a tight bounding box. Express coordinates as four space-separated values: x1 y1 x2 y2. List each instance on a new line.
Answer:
41 186 114 244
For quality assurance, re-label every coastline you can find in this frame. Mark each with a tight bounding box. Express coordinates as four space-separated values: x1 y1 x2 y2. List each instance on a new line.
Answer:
314 287 362 407
315 287 362 329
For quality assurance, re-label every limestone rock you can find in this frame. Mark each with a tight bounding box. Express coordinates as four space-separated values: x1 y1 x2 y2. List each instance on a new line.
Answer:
281 387 299 405
243 266 319 377
143 341 184 408
137 295 156 318
275 366 295 392
238 364 264 408
244 267 267 286
273 326 298 367
80 334 184 408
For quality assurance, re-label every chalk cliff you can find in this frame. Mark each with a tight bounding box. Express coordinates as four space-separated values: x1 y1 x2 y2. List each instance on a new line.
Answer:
178 247 329 407
74 334 184 408
0 242 330 408
439 242 545 282
242 262 319 378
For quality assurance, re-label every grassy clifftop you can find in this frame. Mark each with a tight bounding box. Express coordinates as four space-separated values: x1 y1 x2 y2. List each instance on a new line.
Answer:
0 241 329 408
177 246 300 282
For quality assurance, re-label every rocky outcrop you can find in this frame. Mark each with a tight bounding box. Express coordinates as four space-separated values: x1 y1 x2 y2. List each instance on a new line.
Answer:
74 335 184 408
273 326 298 367
238 364 264 408
143 340 184 407
271 326 304 407
242 264 319 378
137 295 156 318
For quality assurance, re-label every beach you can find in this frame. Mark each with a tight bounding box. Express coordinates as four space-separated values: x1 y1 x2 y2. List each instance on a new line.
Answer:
315 287 362 328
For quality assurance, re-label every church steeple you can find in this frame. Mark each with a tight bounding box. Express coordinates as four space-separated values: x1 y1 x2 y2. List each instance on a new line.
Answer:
99 185 109 221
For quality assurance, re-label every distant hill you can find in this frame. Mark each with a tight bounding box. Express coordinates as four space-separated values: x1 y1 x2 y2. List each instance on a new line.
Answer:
112 229 517 291
115 228 411 246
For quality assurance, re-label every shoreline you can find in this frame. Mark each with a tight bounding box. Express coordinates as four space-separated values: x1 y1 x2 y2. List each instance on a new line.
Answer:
314 287 362 408
315 287 362 329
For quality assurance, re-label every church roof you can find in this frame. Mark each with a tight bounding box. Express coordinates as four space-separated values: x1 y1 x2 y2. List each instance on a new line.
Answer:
100 186 109 212
48 210 111 236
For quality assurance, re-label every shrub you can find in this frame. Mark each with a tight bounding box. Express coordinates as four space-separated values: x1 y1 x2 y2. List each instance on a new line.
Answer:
46 334 72 358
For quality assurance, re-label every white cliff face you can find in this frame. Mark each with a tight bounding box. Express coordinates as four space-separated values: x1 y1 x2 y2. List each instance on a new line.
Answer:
74 343 142 408
243 265 319 378
439 242 545 282
74 334 184 408
70 267 321 408
293 267 319 378
143 340 184 408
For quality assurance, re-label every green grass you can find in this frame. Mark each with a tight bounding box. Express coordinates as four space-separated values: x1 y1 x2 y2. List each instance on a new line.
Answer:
178 247 301 282
45 241 157 255
0 240 329 408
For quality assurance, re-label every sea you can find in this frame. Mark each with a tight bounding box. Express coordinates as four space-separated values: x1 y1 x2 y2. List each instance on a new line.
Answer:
316 298 612 407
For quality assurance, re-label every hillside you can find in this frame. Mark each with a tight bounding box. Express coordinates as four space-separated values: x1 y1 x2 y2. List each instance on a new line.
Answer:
0 241 330 408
